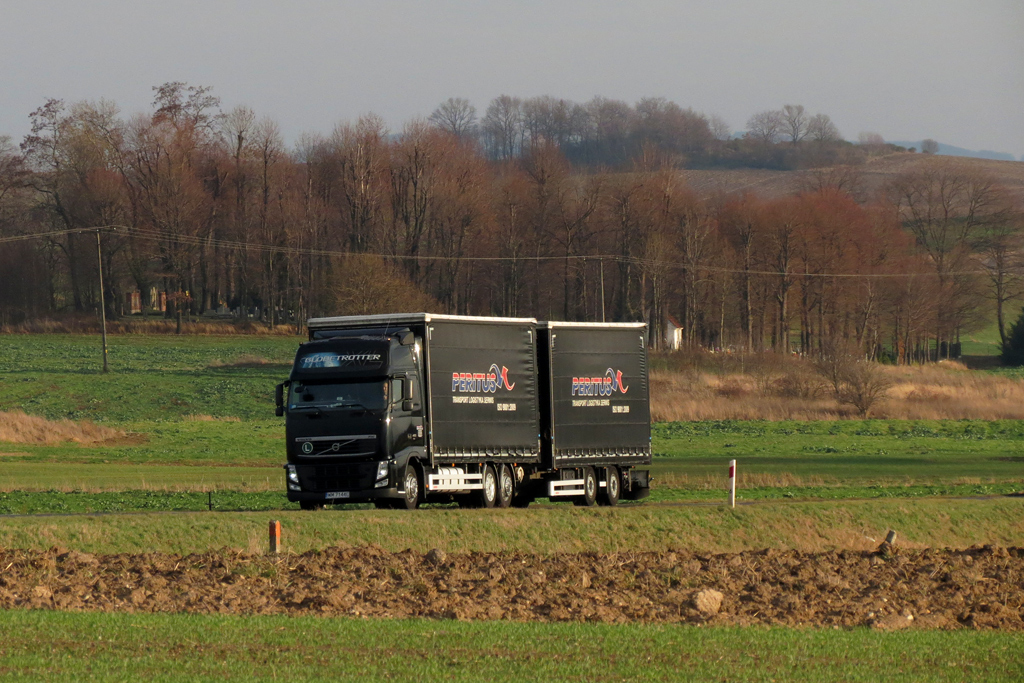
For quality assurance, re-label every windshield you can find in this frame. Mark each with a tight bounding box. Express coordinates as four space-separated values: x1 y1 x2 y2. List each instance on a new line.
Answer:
289 381 387 411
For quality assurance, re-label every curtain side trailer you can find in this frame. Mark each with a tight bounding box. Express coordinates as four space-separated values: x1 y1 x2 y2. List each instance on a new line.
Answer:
276 313 651 509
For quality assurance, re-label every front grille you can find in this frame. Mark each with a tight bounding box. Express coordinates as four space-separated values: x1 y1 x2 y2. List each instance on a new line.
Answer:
294 435 377 458
296 462 378 492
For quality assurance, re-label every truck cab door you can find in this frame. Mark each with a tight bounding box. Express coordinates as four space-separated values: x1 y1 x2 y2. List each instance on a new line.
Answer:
389 373 424 453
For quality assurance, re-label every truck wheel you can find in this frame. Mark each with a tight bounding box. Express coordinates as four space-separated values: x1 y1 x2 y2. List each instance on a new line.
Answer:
599 466 620 506
397 463 421 510
575 467 598 507
475 464 498 509
496 464 514 508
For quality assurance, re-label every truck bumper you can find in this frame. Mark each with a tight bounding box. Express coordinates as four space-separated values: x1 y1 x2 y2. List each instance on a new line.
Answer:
286 486 404 504
284 459 410 504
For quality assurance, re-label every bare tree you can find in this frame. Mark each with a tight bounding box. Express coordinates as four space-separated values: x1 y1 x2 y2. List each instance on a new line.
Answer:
152 81 222 133
481 95 523 160
858 132 885 148
0 135 25 209
635 98 713 158
807 113 841 143
976 204 1024 346
781 104 807 145
708 114 731 141
428 97 478 139
746 109 783 145
813 339 891 417
921 138 939 154
799 165 865 202
886 161 1004 356
583 96 634 165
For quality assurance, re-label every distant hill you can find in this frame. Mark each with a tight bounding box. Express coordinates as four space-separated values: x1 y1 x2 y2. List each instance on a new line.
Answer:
681 153 1024 202
888 141 1018 162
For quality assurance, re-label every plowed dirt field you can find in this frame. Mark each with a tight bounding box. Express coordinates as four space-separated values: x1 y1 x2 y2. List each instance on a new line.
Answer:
1 545 1021 630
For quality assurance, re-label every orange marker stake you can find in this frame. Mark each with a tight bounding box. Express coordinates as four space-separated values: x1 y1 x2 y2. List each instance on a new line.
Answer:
269 520 281 554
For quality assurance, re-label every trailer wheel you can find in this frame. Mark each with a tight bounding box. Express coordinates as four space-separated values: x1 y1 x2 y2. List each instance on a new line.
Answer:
599 466 620 506
474 464 498 508
496 464 514 508
575 467 598 507
396 463 421 510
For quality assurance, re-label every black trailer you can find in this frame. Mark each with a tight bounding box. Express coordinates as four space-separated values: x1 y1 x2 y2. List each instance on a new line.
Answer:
277 313 650 509
531 321 652 505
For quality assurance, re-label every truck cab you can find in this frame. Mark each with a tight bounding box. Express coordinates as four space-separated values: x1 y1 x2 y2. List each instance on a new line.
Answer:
276 327 426 509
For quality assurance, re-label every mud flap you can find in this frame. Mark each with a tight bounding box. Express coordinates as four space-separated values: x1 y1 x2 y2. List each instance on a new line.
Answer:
623 469 651 500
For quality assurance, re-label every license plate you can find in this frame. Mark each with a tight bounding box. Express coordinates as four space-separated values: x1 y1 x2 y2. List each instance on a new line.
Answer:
325 491 350 499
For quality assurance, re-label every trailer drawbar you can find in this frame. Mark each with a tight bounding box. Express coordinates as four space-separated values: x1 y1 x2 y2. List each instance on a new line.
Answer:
275 313 652 509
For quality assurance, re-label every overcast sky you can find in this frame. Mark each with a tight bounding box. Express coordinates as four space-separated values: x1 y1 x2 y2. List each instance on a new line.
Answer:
2 0 1022 158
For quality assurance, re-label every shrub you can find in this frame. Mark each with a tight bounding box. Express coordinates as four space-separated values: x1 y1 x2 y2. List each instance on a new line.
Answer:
1001 308 1024 366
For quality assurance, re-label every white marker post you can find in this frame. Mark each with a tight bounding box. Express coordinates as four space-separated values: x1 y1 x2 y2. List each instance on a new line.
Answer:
728 460 736 508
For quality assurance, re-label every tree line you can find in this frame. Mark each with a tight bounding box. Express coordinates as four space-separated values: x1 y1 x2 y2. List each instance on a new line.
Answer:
439 96 872 170
0 84 1021 362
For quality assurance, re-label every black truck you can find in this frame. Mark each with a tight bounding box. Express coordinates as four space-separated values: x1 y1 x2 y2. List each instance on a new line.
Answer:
276 313 651 509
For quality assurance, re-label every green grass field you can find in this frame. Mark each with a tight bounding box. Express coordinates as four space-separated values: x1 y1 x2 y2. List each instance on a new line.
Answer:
0 334 296 421
3 497 1022 555
2 334 1024 507
1 611 1020 683
3 333 1024 681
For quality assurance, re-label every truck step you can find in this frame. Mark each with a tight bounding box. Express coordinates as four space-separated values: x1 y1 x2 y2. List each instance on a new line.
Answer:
548 479 585 497
427 468 484 492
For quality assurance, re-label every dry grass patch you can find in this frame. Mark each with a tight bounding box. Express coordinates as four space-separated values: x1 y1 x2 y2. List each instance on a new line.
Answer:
650 354 1024 421
207 354 288 369
0 411 123 445
182 414 243 423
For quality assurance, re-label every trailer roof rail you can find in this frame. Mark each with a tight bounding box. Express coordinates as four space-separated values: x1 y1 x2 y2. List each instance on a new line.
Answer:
539 321 647 329
307 312 538 328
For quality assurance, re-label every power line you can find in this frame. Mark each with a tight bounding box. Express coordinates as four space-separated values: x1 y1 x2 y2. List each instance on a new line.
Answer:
0 224 999 279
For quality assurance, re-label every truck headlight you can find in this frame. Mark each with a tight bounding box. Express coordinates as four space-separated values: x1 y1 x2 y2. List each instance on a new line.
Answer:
286 465 300 485
376 461 389 480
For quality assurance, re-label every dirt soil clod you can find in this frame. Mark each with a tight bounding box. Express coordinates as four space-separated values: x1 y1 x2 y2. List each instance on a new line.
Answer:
0 545 1021 629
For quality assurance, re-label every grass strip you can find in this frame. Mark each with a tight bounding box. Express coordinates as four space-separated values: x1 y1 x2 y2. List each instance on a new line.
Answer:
9 416 1024 487
649 482 1024 503
0 483 1020 516
653 418 1024 439
0 610 1020 683
0 462 281 492
1 498 1021 555
0 490 292 515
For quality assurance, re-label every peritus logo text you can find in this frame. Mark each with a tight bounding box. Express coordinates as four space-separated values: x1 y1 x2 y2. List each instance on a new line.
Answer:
452 364 516 393
572 368 628 396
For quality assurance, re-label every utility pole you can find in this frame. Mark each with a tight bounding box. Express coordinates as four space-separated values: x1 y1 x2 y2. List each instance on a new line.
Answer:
96 229 109 373
599 258 606 323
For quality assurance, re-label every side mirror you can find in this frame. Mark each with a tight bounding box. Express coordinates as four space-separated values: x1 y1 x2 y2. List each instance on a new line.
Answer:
402 373 415 411
275 382 288 417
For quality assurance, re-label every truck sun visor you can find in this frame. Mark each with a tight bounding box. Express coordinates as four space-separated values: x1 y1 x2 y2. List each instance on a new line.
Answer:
291 339 389 378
